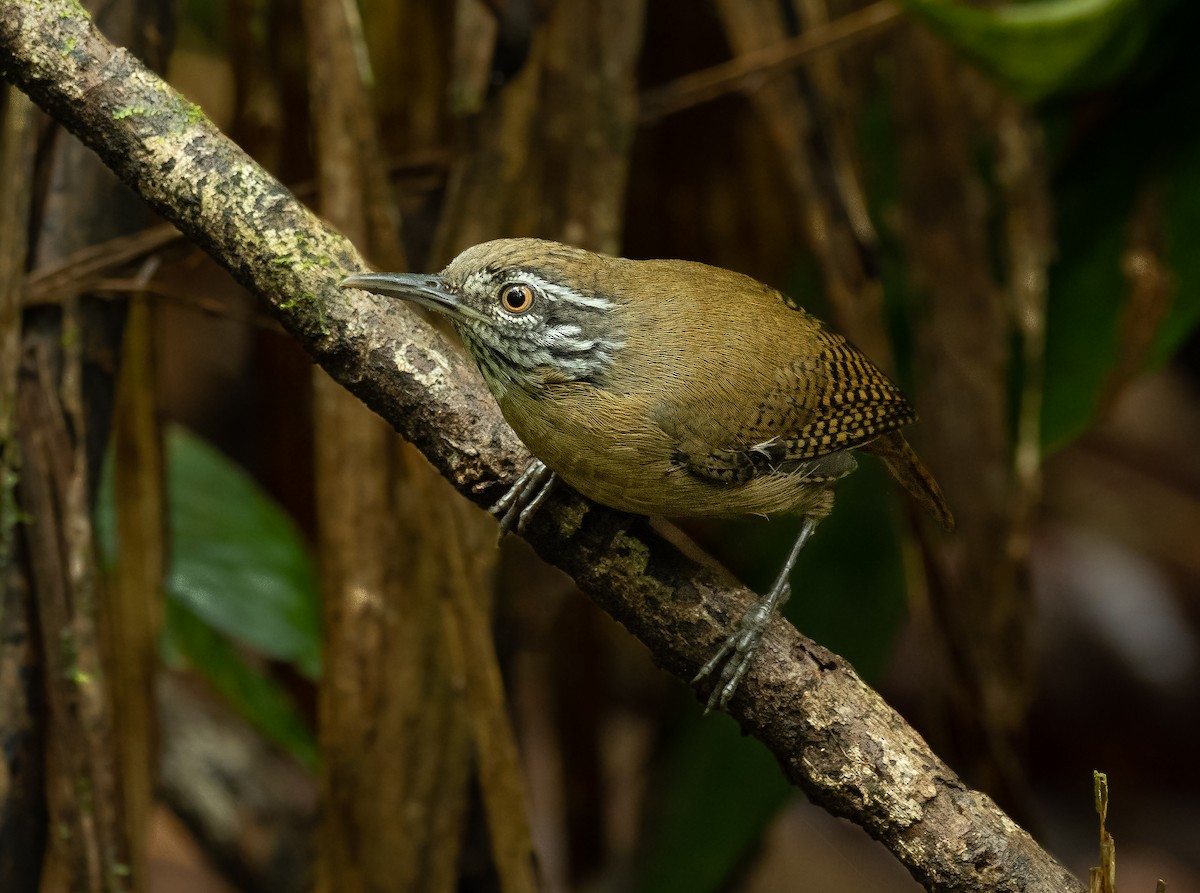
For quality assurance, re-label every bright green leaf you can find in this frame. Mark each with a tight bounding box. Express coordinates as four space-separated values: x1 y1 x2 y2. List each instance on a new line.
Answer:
900 0 1171 102
164 426 321 678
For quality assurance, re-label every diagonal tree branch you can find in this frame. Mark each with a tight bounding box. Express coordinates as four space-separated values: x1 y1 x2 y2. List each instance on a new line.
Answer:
0 4 1083 891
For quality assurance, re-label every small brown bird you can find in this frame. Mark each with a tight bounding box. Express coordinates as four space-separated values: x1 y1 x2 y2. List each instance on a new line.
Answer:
342 238 952 711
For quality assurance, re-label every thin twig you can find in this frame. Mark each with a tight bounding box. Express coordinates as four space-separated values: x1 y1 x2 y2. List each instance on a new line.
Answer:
22 148 451 307
24 222 182 304
639 1 901 122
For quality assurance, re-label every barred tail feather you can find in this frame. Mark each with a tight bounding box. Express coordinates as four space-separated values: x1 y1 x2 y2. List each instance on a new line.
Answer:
863 431 955 531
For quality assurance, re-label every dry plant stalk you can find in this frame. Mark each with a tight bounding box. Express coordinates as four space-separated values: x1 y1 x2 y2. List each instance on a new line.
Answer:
714 0 891 364
303 1 502 891
107 262 167 892
1089 772 1116 893
893 26 1041 809
0 86 42 893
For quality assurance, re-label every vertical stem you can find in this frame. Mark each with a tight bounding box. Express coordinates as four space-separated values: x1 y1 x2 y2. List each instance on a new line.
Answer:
108 266 166 893
893 27 1036 811
0 86 44 893
304 2 509 891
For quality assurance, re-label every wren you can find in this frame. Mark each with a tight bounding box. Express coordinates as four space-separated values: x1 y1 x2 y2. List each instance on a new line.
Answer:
341 238 953 712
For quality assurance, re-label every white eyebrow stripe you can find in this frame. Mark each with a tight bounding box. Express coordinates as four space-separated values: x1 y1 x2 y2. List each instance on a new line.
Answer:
524 274 614 310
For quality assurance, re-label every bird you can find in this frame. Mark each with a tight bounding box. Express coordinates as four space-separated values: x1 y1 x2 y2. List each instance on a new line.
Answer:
341 238 953 712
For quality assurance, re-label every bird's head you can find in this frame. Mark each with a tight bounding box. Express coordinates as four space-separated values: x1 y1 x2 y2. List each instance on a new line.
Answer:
340 238 626 397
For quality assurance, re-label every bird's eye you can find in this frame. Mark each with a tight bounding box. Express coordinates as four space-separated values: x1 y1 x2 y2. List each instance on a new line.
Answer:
499 283 534 314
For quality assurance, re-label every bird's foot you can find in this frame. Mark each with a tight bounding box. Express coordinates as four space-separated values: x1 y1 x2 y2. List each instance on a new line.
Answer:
490 459 557 539
692 582 791 714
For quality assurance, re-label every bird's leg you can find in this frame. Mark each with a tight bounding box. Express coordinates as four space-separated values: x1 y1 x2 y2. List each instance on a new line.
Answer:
490 458 558 537
693 515 820 713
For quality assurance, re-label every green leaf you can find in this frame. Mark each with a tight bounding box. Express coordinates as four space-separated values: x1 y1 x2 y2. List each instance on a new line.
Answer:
899 0 1170 103
1041 177 1129 451
163 598 317 768
1041 17 1200 450
163 426 322 678
97 424 322 677
1148 144 1200 367
96 424 320 762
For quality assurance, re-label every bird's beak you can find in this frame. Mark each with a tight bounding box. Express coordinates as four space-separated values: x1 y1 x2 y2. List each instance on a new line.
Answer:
339 272 488 323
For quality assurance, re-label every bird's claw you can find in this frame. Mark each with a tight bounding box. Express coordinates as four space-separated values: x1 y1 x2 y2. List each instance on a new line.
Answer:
490 459 557 540
692 584 790 714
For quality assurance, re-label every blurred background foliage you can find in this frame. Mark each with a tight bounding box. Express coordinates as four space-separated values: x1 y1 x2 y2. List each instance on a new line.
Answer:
5 0 1200 891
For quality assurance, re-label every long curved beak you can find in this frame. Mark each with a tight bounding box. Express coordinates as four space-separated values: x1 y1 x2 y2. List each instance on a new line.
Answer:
339 272 488 323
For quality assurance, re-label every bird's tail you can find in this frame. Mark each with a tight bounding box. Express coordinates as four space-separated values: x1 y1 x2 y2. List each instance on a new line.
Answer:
863 431 955 531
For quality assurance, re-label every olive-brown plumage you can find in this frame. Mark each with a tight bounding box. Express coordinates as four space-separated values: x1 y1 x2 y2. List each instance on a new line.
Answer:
341 238 953 711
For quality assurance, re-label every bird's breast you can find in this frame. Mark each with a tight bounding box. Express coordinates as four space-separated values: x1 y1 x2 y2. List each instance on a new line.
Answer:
496 383 835 519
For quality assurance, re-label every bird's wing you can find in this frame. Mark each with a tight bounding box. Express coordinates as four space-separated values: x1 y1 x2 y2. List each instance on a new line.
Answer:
659 324 916 485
